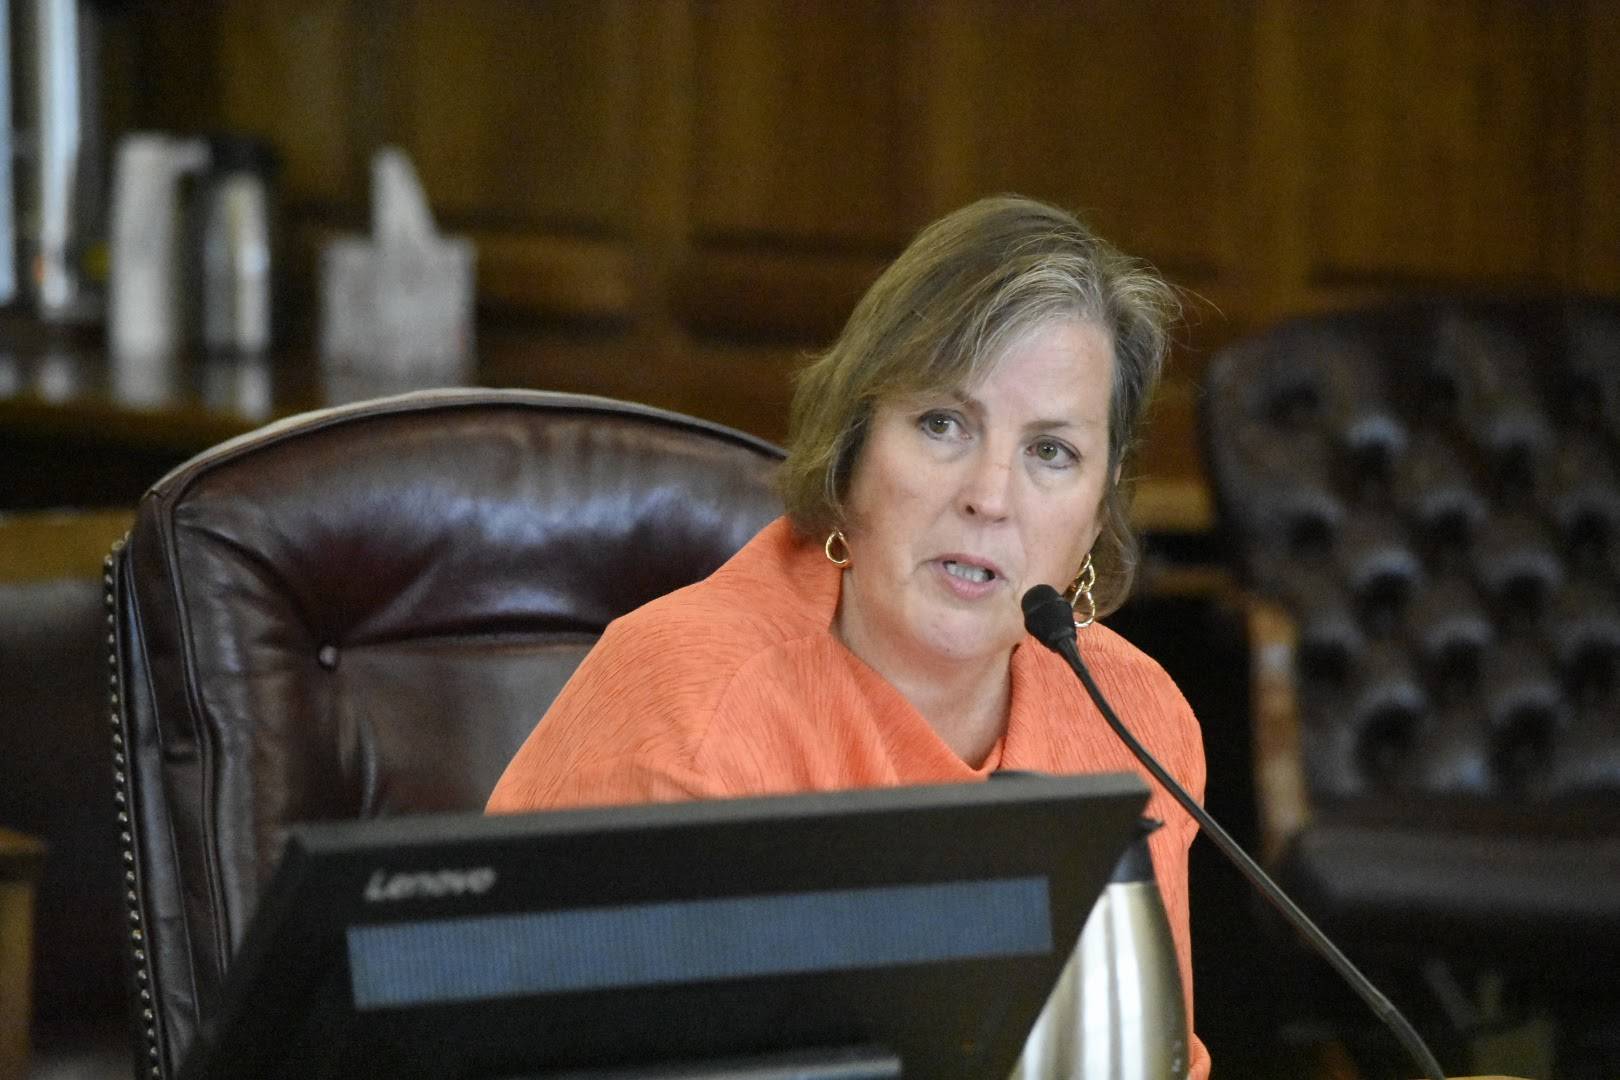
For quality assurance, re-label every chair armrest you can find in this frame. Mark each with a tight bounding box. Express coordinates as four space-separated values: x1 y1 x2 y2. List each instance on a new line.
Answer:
1246 597 1309 865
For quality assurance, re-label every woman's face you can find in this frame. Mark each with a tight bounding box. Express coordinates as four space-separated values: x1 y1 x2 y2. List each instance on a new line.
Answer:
836 318 1115 673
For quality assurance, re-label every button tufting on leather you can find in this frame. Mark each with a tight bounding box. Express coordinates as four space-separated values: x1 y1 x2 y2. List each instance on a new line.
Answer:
1208 301 1620 802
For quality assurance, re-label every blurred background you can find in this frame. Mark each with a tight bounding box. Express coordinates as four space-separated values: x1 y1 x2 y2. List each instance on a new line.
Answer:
1 2 1617 1078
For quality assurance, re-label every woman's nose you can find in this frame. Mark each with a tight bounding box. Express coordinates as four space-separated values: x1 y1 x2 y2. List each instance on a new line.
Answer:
959 450 1013 520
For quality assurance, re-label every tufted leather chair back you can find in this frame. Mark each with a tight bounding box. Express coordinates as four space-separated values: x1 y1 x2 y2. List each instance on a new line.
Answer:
107 390 785 1080
1208 298 1620 802
1203 299 1620 972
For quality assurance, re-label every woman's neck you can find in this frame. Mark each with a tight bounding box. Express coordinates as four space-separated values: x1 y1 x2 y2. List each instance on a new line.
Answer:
882 656 1012 767
832 598 1013 767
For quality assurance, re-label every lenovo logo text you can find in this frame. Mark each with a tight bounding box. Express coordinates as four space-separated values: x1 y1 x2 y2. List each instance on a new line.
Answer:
364 867 498 902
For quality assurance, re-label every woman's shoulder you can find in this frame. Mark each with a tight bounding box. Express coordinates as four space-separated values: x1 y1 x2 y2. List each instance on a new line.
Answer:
491 529 832 812
605 577 813 678
1019 620 1200 739
1076 622 1205 791
569 525 831 722
1078 622 1188 701
613 517 832 650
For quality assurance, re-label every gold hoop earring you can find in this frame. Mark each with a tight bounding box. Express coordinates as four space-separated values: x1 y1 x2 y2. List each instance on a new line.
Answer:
824 529 851 567
1067 554 1096 629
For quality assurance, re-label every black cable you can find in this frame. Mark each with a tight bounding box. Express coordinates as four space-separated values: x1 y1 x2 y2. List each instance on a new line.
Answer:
1021 584 1447 1080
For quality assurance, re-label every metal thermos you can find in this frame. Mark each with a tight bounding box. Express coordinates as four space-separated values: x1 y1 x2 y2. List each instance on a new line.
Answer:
1011 819 1189 1080
197 134 277 355
106 132 207 360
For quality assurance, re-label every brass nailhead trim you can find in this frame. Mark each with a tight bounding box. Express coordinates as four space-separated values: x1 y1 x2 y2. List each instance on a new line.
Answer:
108 532 162 1078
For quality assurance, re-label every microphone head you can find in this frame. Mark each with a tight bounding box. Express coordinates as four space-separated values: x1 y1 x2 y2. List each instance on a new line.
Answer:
1021 584 1077 653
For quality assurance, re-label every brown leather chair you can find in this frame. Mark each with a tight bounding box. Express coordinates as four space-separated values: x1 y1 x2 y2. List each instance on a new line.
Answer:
0 570 132 1080
106 389 785 1080
1203 298 1620 1072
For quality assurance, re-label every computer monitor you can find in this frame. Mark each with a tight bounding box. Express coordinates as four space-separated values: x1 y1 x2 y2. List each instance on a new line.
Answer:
179 772 1149 1080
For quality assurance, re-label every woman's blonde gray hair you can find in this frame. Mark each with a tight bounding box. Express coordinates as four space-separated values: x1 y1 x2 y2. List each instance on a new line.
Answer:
778 194 1179 617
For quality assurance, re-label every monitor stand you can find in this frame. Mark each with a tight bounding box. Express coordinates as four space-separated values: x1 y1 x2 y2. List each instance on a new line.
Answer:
507 1046 903 1080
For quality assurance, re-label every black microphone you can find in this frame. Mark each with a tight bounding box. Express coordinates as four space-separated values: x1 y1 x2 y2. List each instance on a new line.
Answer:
1020 584 1447 1080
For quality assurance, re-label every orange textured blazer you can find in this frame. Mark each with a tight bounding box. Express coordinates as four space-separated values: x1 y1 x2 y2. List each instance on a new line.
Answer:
488 517 1210 1079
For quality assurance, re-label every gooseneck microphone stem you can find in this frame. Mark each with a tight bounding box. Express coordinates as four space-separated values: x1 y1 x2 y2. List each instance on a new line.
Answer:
1020 585 1446 1080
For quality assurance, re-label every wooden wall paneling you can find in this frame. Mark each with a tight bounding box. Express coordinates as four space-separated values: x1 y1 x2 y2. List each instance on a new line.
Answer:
479 331 683 420
137 0 366 207
379 0 645 333
1576 0 1620 295
130 4 224 133
674 342 802 443
1230 0 1314 329
392 0 638 232
681 0 917 377
1298 0 1583 290
674 248 886 345
212 0 365 207
468 232 637 323
465 2 699 414
628 0 696 356
909 0 1246 305
475 329 795 446
691 0 911 249
678 3 944 448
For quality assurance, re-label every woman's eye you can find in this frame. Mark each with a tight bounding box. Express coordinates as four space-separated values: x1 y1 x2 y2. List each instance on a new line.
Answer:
921 412 958 437
1031 438 1076 465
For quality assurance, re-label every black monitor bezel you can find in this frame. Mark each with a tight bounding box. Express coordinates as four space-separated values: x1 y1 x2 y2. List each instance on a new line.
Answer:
180 773 1149 1080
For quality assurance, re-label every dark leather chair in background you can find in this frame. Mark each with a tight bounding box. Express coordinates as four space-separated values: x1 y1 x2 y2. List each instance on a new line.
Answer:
106 389 785 1080
1203 298 1620 1074
0 515 137 1080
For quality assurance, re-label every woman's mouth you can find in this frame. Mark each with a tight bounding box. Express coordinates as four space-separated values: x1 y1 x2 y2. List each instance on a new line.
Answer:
942 559 995 584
